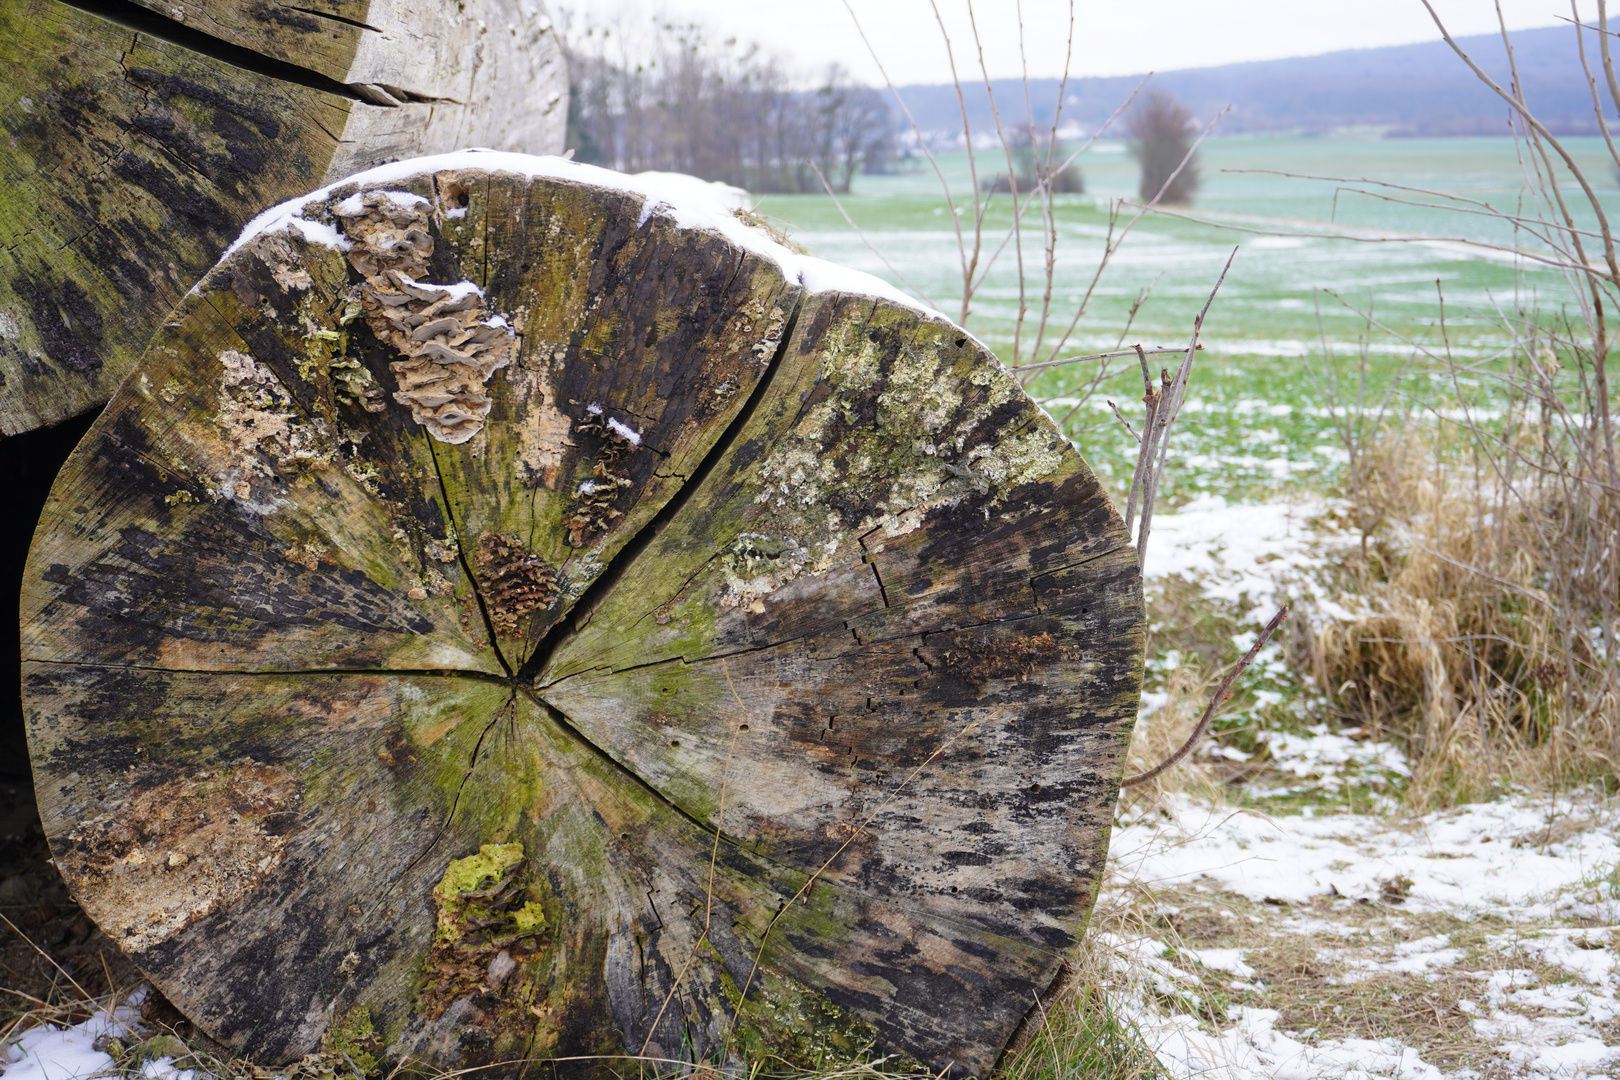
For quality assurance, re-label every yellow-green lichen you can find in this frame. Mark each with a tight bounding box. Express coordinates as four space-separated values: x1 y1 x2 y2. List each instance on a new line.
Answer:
433 842 526 943
321 1002 381 1076
420 840 553 1017
512 900 547 934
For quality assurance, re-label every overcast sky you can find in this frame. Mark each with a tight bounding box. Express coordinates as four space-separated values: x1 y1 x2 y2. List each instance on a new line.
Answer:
570 0 1578 84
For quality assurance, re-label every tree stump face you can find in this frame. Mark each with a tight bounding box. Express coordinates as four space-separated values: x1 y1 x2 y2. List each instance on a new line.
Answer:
22 159 1143 1077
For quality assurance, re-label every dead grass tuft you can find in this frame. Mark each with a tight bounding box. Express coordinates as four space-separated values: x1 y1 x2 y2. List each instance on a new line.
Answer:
1301 396 1619 806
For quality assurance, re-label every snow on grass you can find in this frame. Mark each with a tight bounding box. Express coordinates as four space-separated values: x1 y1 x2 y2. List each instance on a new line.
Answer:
1 994 142 1080
1254 725 1413 796
1115 784 1620 918
1140 494 1326 606
1104 763 1620 1079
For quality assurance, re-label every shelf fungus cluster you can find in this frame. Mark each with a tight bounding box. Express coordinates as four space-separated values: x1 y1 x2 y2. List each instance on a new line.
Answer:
336 191 517 444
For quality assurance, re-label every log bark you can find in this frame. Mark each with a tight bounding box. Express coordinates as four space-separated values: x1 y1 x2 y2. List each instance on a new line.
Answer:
22 160 1144 1078
0 0 566 436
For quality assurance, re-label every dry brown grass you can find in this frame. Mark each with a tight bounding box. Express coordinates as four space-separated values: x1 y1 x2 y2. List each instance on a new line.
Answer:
1299 402 1619 806
1288 4 1620 809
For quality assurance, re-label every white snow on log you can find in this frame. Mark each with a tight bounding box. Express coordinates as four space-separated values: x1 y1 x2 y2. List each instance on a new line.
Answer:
334 189 429 217
283 217 349 250
606 416 641 445
224 151 940 317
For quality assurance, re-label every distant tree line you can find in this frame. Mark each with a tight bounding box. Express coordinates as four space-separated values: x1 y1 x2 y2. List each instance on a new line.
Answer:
560 13 896 194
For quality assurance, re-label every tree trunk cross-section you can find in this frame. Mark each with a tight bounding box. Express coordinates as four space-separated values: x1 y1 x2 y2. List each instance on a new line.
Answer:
0 0 565 436
22 156 1145 1078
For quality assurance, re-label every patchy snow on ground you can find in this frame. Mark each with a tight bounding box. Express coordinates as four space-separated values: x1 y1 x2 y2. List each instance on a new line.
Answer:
1 993 142 1080
1140 494 1327 607
1104 737 1620 1080
1115 789 1620 922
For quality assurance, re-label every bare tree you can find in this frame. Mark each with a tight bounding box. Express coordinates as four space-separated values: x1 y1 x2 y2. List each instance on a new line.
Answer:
1128 89 1201 204
983 127 1083 194
807 65 896 191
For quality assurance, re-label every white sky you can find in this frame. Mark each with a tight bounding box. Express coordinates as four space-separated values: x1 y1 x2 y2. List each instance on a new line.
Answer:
570 0 1578 84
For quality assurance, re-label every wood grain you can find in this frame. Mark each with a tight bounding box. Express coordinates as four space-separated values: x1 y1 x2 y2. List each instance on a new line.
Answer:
23 165 1144 1078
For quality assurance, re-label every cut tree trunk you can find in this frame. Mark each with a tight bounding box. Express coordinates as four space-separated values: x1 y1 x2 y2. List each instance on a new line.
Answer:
0 0 565 437
22 158 1144 1078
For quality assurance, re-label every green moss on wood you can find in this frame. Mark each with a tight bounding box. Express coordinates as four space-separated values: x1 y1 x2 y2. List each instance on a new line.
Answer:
433 842 527 943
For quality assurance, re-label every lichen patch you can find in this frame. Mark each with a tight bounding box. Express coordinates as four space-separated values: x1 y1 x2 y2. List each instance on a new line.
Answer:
422 843 548 1017
209 349 336 513
748 317 1057 547
334 191 518 444
56 762 299 953
717 532 832 613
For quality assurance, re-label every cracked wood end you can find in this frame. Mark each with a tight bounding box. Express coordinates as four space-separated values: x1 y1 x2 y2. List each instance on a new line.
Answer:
22 164 1145 1078
0 0 565 436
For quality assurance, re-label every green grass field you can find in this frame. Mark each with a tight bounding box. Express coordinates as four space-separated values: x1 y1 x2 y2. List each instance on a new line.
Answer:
756 137 1617 504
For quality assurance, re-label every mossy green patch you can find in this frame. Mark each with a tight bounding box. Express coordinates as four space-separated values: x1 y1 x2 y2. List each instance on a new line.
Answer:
321 1003 382 1076
434 842 526 943
727 970 928 1075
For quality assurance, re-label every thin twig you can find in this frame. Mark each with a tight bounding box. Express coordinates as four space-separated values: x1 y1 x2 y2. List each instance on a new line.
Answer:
1121 605 1291 788
806 160 939 308
1106 400 1141 443
1133 247 1238 570
1014 344 1197 375
1038 106 1230 370
1420 0 1619 284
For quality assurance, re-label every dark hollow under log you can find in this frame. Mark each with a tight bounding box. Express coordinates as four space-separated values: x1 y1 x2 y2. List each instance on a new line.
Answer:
22 156 1144 1077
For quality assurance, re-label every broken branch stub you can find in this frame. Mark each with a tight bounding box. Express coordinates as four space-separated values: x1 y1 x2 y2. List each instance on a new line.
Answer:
0 0 565 436
22 159 1144 1078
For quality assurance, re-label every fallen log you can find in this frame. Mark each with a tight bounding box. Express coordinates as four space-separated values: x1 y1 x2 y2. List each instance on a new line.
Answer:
22 155 1144 1077
0 0 566 436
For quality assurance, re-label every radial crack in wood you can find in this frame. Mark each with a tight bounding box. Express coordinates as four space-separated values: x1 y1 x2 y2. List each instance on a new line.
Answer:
22 161 1144 1078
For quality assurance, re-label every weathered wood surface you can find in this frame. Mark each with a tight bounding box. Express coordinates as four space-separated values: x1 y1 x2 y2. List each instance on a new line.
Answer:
22 161 1144 1077
0 0 565 436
